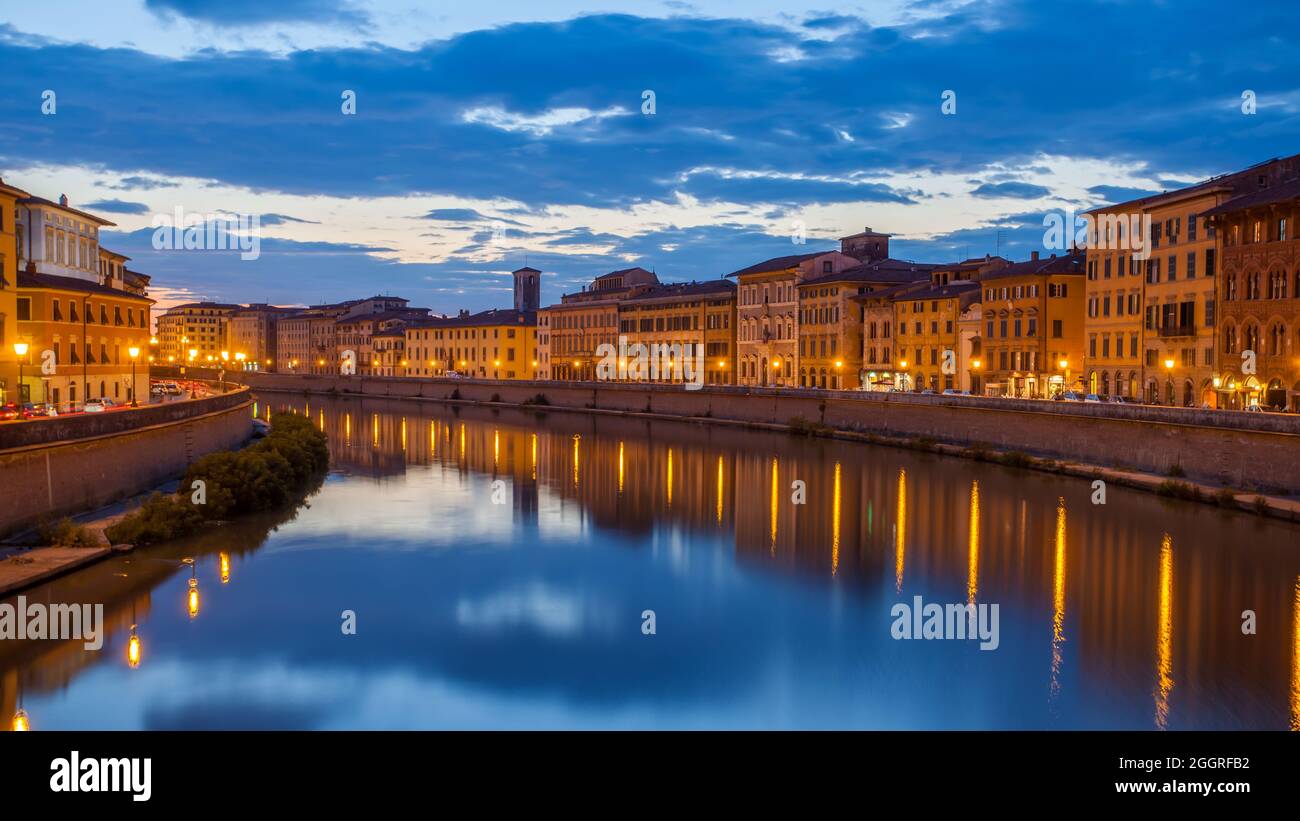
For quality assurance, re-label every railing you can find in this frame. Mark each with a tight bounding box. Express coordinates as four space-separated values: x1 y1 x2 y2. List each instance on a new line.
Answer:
1157 324 1197 337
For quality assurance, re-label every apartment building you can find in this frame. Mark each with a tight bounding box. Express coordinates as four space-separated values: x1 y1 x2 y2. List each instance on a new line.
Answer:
615 279 736 386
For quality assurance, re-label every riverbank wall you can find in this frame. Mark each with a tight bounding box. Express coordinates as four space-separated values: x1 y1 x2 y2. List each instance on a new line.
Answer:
238 373 1300 496
0 388 254 539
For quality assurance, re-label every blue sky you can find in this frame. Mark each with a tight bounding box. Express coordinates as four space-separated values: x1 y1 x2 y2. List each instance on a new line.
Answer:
1 0 1296 314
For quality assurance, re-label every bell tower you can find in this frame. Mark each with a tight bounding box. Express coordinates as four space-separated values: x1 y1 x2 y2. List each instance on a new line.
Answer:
512 266 540 312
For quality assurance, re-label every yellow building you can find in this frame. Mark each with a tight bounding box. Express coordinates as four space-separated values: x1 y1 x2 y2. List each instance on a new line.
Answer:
798 258 947 390
974 251 1086 398
404 309 538 379
156 302 239 366
539 267 659 381
891 280 983 392
615 279 736 386
372 326 406 377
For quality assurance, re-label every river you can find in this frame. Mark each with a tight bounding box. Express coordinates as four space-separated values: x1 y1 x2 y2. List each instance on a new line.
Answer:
2 393 1298 729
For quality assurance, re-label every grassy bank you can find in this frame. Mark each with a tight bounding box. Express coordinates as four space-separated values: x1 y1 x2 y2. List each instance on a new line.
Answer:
106 413 329 545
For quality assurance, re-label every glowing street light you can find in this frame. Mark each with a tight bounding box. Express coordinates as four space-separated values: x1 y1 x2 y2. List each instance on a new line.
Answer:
13 342 29 405
128 346 141 407
11 709 30 732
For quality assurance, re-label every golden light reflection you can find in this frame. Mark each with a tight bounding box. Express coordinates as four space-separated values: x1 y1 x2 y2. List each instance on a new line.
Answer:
127 628 142 668
1290 575 1300 731
459 423 466 461
317 409 324 431
11 710 29 732
371 413 379 448
530 433 537 480
401 417 408 453
572 434 580 488
895 468 906 592
188 578 201 620
430 420 436 456
1050 497 1066 703
666 448 673 506
493 430 500 467
716 455 724 524
618 441 625 494
831 461 842 576
344 412 352 445
967 480 980 603
769 456 779 555
220 552 231 584
1155 533 1174 730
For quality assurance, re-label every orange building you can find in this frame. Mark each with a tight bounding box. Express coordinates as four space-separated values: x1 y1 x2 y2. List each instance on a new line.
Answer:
972 251 1086 398
729 250 858 387
614 279 736 386
539 267 659 380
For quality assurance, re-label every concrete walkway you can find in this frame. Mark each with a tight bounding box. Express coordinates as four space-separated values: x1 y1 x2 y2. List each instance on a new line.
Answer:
0 546 112 597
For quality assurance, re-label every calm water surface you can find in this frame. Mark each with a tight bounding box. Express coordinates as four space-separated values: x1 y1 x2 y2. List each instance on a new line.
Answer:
3 393 1299 729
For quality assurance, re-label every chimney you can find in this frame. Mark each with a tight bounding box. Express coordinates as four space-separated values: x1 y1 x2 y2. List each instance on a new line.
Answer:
59 194 68 207
1031 251 1039 261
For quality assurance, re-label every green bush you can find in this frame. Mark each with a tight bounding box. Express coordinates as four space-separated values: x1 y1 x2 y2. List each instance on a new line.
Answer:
106 413 329 546
999 451 1032 468
37 517 100 547
105 492 205 545
1156 480 1200 501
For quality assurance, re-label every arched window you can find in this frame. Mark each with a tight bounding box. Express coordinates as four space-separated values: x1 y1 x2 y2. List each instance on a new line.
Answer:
1269 323 1286 356
1222 324 1238 354
1244 324 1260 353
1270 270 1287 299
1225 275 1238 301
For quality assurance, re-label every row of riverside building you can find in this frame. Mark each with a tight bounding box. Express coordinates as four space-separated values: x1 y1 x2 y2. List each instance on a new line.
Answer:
0 180 154 411
154 152 1300 411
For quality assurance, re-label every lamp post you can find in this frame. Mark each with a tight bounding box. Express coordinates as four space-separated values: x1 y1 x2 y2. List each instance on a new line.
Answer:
187 348 198 399
13 342 29 407
128 346 140 407
1164 357 1175 405
971 357 982 395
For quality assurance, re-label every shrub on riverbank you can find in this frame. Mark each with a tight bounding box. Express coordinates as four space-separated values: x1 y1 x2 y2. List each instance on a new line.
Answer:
105 413 328 545
37 517 100 547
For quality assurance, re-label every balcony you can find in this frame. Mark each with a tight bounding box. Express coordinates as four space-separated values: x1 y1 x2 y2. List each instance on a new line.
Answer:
1157 324 1197 338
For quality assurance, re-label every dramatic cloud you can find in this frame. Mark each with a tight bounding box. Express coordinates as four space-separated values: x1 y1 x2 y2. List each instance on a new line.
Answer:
0 0 1295 311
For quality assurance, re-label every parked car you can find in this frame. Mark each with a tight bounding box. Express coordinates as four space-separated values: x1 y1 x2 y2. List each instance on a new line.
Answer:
1055 391 1084 402
83 401 107 413
444 371 463 379
1244 403 1264 413
0 402 24 420
1084 394 1102 403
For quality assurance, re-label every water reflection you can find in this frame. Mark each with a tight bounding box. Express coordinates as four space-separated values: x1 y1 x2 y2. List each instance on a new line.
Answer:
3 393 1300 730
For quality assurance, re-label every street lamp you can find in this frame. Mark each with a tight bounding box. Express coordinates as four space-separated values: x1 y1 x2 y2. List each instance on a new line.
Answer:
128 346 140 407
1164 357 1175 405
187 348 198 399
12 342 28 406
